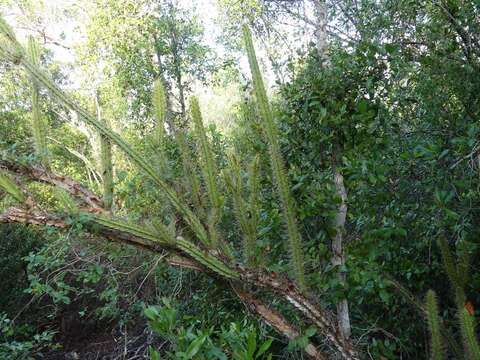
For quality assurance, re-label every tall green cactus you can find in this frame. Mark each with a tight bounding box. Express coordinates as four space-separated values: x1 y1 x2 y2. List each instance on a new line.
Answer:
426 290 445 360
243 25 306 288
176 130 204 213
27 36 48 165
190 97 222 248
428 236 480 359
437 236 465 308
459 307 480 360
224 153 260 266
190 97 221 210
95 91 113 210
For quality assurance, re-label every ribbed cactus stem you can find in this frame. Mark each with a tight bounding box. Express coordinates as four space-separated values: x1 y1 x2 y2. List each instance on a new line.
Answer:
437 236 465 308
456 241 471 290
243 25 306 289
190 97 221 209
27 36 48 165
426 290 445 360
176 131 204 215
95 91 113 211
224 153 259 265
190 97 222 248
54 188 79 214
246 155 260 265
459 307 480 360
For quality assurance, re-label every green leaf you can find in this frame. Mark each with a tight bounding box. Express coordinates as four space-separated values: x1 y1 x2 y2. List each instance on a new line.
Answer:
246 330 256 358
185 333 208 359
149 347 161 360
255 338 272 358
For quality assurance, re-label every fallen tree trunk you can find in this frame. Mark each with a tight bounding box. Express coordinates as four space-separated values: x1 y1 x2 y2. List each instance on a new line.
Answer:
0 159 360 359
0 206 331 360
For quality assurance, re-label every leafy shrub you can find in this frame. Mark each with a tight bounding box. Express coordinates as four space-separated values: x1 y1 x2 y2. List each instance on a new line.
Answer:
145 298 273 360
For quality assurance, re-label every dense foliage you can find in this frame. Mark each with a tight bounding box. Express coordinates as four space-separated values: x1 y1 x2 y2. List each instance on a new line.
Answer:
0 0 479 359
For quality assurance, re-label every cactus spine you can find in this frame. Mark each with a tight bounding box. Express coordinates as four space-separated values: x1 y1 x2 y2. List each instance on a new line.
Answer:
95 91 113 211
426 290 445 360
243 25 306 288
27 36 48 165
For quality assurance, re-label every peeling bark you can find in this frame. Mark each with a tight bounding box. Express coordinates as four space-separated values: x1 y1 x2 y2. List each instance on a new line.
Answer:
0 159 104 211
233 287 328 360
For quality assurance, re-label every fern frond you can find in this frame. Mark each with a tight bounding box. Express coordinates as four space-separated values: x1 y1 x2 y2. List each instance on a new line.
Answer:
0 171 25 203
243 25 305 288
425 290 445 360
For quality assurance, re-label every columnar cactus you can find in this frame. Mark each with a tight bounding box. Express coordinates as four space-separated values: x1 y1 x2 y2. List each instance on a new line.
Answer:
425 290 445 360
243 25 306 288
190 96 223 249
224 153 260 265
459 307 480 360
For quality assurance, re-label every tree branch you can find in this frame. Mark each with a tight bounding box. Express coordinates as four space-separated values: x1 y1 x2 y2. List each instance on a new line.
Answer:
0 159 104 211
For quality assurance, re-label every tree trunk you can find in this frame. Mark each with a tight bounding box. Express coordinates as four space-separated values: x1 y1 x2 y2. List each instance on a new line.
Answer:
332 161 351 339
313 0 329 63
95 90 113 211
167 4 186 120
313 0 351 339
